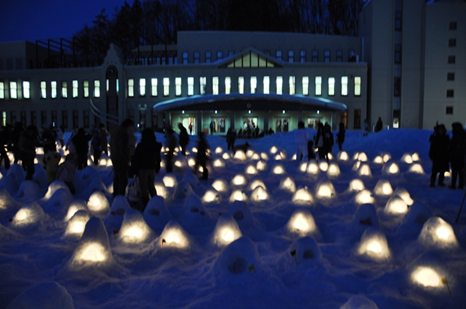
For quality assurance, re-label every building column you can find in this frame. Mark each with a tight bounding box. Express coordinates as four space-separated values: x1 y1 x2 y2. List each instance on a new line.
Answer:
197 111 203 135
264 112 269 134
230 112 235 130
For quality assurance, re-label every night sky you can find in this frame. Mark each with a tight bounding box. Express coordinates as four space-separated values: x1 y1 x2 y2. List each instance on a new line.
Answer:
0 0 128 43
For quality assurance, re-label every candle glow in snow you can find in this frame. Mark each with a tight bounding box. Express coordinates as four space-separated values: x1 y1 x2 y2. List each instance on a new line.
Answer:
188 157 196 167
348 179 365 192
215 146 223 154
249 179 266 191
355 190 375 204
418 216 458 248
373 155 384 164
272 164 286 175
287 209 317 235
256 160 267 171
163 174 177 188
337 151 349 161
316 181 336 199
234 150 247 161
212 178 229 193
231 174 247 186
401 153 413 164
64 210 91 237
222 152 231 160
269 146 278 154
160 221 190 249
385 195 408 215
278 177 296 193
358 164 372 177
260 152 269 160
299 162 307 172
386 162 400 175
412 152 420 161
64 200 88 221
357 228 390 259
213 158 225 168
245 165 258 175
212 214 242 247
119 210 152 244
357 152 368 162
202 189 220 203
374 179 393 196
411 267 442 287
408 163 425 174
318 161 328 172
250 186 269 202
327 163 340 177
229 190 248 202
307 161 319 175
292 188 314 204
87 191 110 215
154 183 170 199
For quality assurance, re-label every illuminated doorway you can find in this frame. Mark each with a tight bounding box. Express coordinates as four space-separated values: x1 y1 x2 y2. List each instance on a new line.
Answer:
306 118 321 129
182 117 196 135
275 118 289 133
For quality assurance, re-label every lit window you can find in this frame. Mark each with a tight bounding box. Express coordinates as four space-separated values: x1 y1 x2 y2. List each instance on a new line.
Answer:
250 76 257 94
276 50 282 60
188 77 194 96
62 81 67 98
217 51 223 61
312 50 318 62
51 81 57 99
94 80 100 98
300 50 306 63
200 77 206 95
212 77 219 95
205 51 211 63
139 78 146 96
263 76 270 94
341 76 348 96
10 81 18 99
238 76 244 94
288 50 294 63
151 78 157 96
324 50 330 63
128 79 134 97
289 76 295 95
41 81 47 99
302 76 309 95
182 52 188 64
163 77 170 96
83 80 89 98
315 76 322 96
0 82 4 99
328 77 335 96
23 81 30 99
354 77 361 96
276 76 283 95
72 80 78 98
336 50 343 62
225 77 231 94
175 77 182 96
194 52 199 64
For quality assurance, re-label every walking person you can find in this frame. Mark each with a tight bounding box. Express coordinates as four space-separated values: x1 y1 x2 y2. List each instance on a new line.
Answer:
71 128 92 170
336 122 346 151
0 124 12 169
314 122 325 161
294 121 310 162
110 118 134 198
375 117 383 133
17 125 41 180
226 127 236 152
194 132 210 180
178 123 189 156
449 122 466 189
429 124 449 187
98 123 109 156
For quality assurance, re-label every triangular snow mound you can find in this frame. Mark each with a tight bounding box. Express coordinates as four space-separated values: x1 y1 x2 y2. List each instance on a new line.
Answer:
0 174 20 196
213 157 226 168
337 151 350 162
417 216 458 249
78 166 101 186
211 178 230 196
393 186 413 205
353 189 375 205
373 179 393 196
233 149 247 161
143 195 172 229
173 180 194 200
229 189 248 202
87 191 110 218
247 177 266 192
202 188 221 204
402 202 432 225
66 217 115 271
306 160 320 176
78 176 107 198
382 161 400 176
357 163 372 178
154 181 170 200
340 295 379 309
256 160 268 172
286 209 318 237
6 163 25 185
278 176 296 193
357 227 391 260
327 162 340 177
407 163 425 175
352 203 379 229
250 186 270 203
245 163 258 176
228 200 263 234
109 195 132 215
118 208 155 244
292 187 315 205
0 186 21 216
384 195 408 215
64 200 88 222
156 220 194 250
230 174 248 188
407 252 451 292
210 213 242 247
31 163 48 193
270 163 286 175
42 188 74 216
162 174 178 188
287 236 323 267
6 281 75 309
211 236 265 279
64 210 91 239
315 180 336 200
11 201 47 228
43 180 70 200
182 172 200 189
179 194 212 220
15 180 43 203
400 153 413 164
347 178 365 193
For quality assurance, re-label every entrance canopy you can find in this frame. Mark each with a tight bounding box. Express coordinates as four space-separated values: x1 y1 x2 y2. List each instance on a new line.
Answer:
152 93 347 113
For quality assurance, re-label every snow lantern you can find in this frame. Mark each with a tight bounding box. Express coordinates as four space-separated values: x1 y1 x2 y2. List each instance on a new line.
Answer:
98 157 107 166
44 180 70 200
353 203 379 228
292 187 314 205
411 267 443 288
11 201 47 228
373 155 384 164
159 220 191 249
250 186 269 202
306 161 319 175
64 210 91 238
287 237 323 266
352 152 360 161
187 157 196 168
211 213 242 247
354 189 375 204
231 174 247 187
245 164 258 175
316 181 336 199
234 150 247 161
212 178 230 194
246 149 255 158
191 146 197 153
340 295 379 309
173 158 185 169
418 216 458 249
337 151 349 162
319 161 328 172
222 152 231 160
412 152 420 161
270 146 278 154
260 152 269 160
203 189 221 203
298 161 307 173
251 153 260 160
87 191 110 217
215 146 223 154
272 164 286 175
358 164 372 177
15 180 43 203
373 179 393 196
109 195 132 215
394 186 414 205
213 158 226 168
143 196 172 229
256 160 268 171
408 163 425 174
358 152 368 162
173 181 194 200
352 160 361 171
229 190 248 202
118 208 153 244
287 209 317 236
154 182 170 199
385 162 400 175
274 153 283 160
5 282 75 309
278 177 296 193
42 188 74 215
0 187 20 214
163 174 178 188
248 179 266 192
384 195 408 215
182 173 200 189
357 227 390 260
401 153 413 164
327 163 340 177
383 153 391 163
348 179 365 192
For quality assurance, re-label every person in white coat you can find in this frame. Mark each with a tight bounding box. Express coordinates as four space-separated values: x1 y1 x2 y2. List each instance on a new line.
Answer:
294 121 310 162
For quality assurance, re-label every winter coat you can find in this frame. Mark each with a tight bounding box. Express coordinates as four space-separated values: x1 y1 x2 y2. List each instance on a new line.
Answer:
226 128 236 143
99 128 109 151
449 128 466 163
110 125 130 164
179 127 189 147
132 140 162 170
337 128 345 145
72 131 91 155
56 159 77 183
429 133 450 172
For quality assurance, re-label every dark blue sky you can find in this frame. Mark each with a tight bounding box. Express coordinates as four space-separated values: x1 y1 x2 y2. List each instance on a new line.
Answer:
0 0 128 43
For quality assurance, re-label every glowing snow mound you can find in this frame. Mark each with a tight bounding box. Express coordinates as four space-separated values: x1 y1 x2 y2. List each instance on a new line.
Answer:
298 161 307 173
407 163 425 175
327 163 340 177
64 200 87 221
0 187 21 214
154 182 170 199
315 181 336 199
337 151 349 162
250 186 269 203
212 158 225 168
269 146 278 154
286 209 318 236
42 188 74 215
357 227 390 260
173 180 195 200
118 208 154 244
383 162 400 175
373 179 393 196
67 217 114 270
229 190 248 202
5 281 75 309
231 174 248 187
348 179 365 192
212 178 230 194
64 210 91 238
233 150 247 161
401 153 413 164
163 174 178 188
408 252 450 290
352 160 361 171
203 188 221 204
340 295 379 309
143 196 172 229
384 195 408 215
354 190 375 205
393 186 413 205
357 152 368 162
214 146 223 154
306 160 320 175
278 177 296 193
352 203 379 228
271 163 286 175
357 164 372 177
109 195 132 215
44 180 70 200
15 180 43 203
256 160 268 171
245 164 258 176
11 201 47 228
87 191 110 218
318 161 328 172
288 236 323 266
158 220 192 249
222 152 231 160
248 178 266 192
260 152 269 160
211 213 242 247
373 155 384 164
292 187 315 205
418 216 458 249
412 152 420 161
182 173 200 189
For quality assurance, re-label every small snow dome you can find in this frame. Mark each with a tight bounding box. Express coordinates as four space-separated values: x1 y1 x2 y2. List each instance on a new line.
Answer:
256 160 268 171
353 203 379 227
270 146 278 154
337 151 349 162
15 180 43 203
348 179 365 192
5 282 75 309
306 161 319 175
248 179 266 192
250 186 269 202
154 182 170 199
229 190 248 202
231 174 247 187
384 162 400 175
64 200 88 222
340 295 379 309
408 252 450 291
319 161 329 172
203 188 221 203
274 153 283 161
87 191 110 218
358 164 372 177
272 163 286 175
418 216 458 249
234 150 247 161
393 186 414 205
173 181 194 200
298 161 307 173
407 163 425 174
0 187 20 214
373 155 384 164
352 160 361 171
42 188 74 215
213 158 226 168
357 227 390 260
109 195 132 216
11 201 47 228
44 180 70 200
288 237 323 265
163 174 178 188
287 209 317 236
260 152 269 160
278 177 296 193
187 157 196 167
373 179 393 196
411 266 443 288
251 153 260 160
215 146 223 154
357 152 368 162
292 187 314 205
352 152 360 161
211 213 242 247
64 210 91 238
159 220 191 249
315 181 336 199
182 173 200 189
383 153 391 163
354 189 375 205
245 164 258 176
212 178 230 194
246 149 255 158
118 208 153 244
401 153 413 164
412 152 420 161
222 152 231 160
384 195 408 215
327 163 340 177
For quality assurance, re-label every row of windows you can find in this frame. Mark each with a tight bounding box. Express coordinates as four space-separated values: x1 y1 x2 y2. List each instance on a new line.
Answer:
0 75 363 100
393 72 457 98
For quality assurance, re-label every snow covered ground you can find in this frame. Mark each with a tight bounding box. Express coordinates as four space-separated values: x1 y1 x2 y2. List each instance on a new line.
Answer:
1 128 466 309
